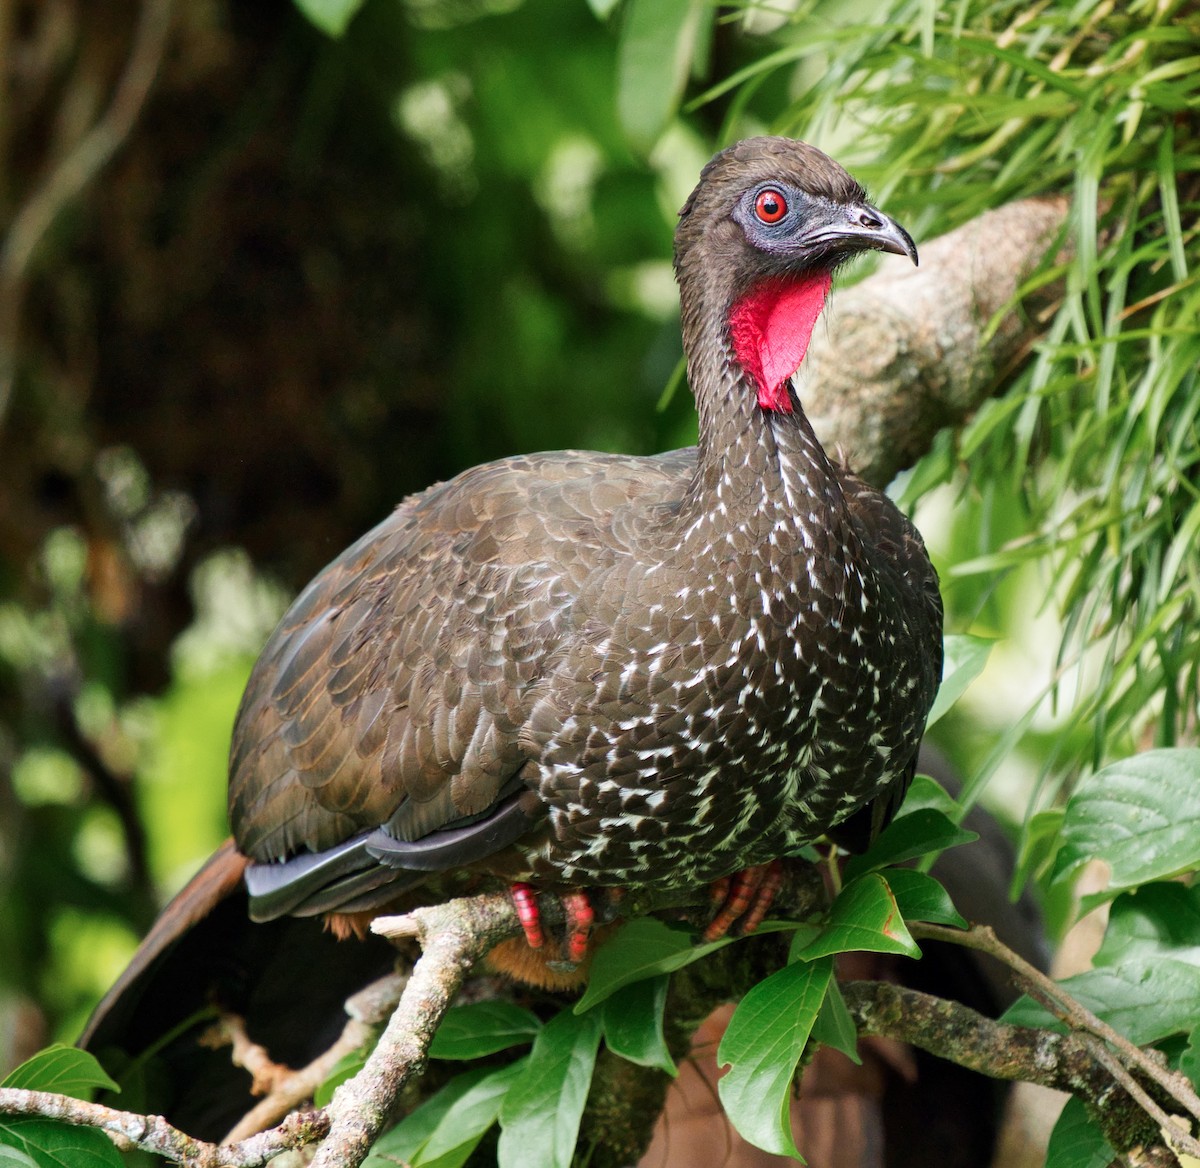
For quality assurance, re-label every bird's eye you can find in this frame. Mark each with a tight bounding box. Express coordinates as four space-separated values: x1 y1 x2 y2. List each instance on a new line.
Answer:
753 188 788 224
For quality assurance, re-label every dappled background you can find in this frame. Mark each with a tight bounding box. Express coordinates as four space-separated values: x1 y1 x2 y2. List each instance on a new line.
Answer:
2 0 1197 1100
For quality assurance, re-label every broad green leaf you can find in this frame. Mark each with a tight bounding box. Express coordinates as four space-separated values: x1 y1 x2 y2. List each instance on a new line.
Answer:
0 1147 38 1168
497 1010 603 1168
367 1064 523 1168
924 634 994 728
895 773 963 819
576 918 809 1013
601 975 676 1075
1181 1025 1200 1091
418 1063 524 1168
585 0 621 15
0 1121 122 1168
1 1047 118 1099
429 1001 541 1060
576 919 725 1012
291 0 365 36
885 869 968 929
843 809 977 881
1003 958 1200 1045
717 956 833 1159
616 0 707 152
793 874 920 961
1094 884 1200 969
810 978 861 1065
1052 749 1200 891
1044 1096 1114 1168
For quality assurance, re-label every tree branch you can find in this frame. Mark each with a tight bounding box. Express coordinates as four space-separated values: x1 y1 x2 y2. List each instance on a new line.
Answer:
911 921 1200 1153
0 1088 326 1166
842 979 1175 1160
222 972 409 1144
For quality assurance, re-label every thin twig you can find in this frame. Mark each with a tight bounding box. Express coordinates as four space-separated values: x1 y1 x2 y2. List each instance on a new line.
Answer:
0 1088 325 1167
911 923 1200 1128
0 0 175 427
1081 1034 1200 1161
842 979 1166 1156
223 972 408 1143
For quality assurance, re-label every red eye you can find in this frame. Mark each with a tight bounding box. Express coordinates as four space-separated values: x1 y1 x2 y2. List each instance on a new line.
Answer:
754 188 788 224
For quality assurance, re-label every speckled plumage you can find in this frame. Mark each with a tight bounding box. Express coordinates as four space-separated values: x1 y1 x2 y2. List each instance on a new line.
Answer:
231 137 943 922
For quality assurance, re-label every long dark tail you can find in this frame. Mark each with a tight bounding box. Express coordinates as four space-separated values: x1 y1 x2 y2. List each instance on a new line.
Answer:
79 841 398 1142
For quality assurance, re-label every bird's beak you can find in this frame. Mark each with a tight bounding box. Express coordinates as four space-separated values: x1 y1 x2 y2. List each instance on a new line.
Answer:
809 202 919 267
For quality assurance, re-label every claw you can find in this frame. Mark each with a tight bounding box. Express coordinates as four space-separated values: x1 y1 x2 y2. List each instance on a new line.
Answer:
703 860 784 942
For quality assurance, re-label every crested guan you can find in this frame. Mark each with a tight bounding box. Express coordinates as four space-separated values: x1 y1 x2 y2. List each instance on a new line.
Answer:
81 137 943 1140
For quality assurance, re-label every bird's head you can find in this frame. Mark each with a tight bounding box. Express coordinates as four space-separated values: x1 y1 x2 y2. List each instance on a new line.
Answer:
675 137 917 413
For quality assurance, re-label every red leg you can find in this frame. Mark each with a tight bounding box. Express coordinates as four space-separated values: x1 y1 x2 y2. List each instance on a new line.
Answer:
510 882 545 949
561 891 595 966
703 860 784 942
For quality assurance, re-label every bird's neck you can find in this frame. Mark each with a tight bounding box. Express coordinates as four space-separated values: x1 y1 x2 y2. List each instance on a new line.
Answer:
678 273 846 537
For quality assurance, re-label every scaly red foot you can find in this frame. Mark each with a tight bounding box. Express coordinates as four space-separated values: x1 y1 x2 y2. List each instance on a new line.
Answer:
510 882 545 949
704 860 784 942
508 884 597 968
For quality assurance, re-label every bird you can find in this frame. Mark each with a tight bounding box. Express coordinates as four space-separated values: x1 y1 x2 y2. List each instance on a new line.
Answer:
81 137 942 1134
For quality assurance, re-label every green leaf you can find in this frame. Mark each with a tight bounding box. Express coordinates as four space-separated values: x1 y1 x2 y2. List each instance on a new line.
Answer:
924 634 994 728
576 918 808 1013
0 1146 39 1168
1 1047 119 1099
314 1049 366 1109
615 0 708 152
810 978 861 1065
717 956 833 1159
843 809 978 882
1093 883 1200 969
1044 1096 1114 1168
793 874 920 961
367 1063 524 1168
291 0 365 36
1003 958 1200 1045
576 919 718 1012
576 912 811 1013
1052 749 1200 890
497 1010 603 1168
885 869 968 929
429 1001 541 1060
896 773 963 819
1181 1025 1200 1091
601 975 676 1075
0 1121 122 1168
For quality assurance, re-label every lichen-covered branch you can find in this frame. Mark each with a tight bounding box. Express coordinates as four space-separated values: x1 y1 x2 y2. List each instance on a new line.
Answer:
0 1088 326 1166
911 921 1200 1146
842 980 1169 1158
804 196 1071 486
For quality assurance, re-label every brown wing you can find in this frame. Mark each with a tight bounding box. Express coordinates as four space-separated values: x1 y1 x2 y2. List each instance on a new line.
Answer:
228 448 695 912
828 466 943 850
